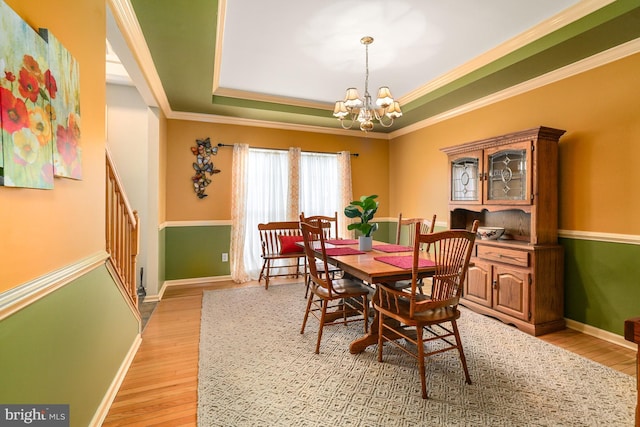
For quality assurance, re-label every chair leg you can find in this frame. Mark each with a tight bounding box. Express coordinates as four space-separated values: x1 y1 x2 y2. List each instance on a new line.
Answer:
304 273 312 298
416 325 428 399
300 292 313 334
315 299 328 354
377 311 384 362
258 260 267 283
452 320 472 385
264 259 271 290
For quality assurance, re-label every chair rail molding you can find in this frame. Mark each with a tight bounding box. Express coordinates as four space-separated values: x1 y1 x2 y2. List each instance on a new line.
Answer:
559 229 640 245
0 251 109 321
160 220 232 229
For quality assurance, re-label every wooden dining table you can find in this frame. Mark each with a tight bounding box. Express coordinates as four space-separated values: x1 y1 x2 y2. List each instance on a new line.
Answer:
309 239 439 354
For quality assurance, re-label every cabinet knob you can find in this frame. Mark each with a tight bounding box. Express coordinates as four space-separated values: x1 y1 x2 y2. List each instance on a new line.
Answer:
492 280 497 289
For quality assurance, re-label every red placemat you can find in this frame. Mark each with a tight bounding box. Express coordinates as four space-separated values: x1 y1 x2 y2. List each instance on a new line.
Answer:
372 244 412 253
326 239 358 245
374 256 435 269
325 247 365 256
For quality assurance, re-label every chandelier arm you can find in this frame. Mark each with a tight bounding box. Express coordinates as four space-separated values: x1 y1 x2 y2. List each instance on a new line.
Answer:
377 115 394 128
339 115 357 130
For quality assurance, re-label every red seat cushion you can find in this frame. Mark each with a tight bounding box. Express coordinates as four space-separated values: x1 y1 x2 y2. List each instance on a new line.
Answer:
279 235 304 254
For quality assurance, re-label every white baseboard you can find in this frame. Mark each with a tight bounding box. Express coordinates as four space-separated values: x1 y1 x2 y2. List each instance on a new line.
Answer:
565 317 636 351
145 275 234 301
90 333 142 426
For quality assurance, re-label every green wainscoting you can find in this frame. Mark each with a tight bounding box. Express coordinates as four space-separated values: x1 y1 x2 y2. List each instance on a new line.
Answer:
164 225 231 280
560 237 640 336
372 220 395 244
0 265 139 427
161 222 639 338
380 219 447 245
159 227 166 285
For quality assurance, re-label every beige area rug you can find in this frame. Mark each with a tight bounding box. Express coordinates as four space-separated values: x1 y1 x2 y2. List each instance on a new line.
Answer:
197 283 636 426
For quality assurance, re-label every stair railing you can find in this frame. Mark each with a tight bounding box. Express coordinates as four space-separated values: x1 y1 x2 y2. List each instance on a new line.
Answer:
106 148 140 309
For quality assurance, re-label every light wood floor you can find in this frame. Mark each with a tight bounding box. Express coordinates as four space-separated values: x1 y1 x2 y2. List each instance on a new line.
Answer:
102 279 637 426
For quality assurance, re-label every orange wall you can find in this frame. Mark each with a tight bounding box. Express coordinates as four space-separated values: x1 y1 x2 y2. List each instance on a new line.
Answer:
0 0 105 292
389 52 640 235
165 120 390 221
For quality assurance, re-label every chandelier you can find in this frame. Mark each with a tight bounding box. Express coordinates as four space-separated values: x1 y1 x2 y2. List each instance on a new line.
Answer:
333 36 402 132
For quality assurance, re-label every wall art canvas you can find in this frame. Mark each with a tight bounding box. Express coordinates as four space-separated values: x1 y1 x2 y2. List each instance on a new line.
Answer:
0 0 54 189
40 28 82 180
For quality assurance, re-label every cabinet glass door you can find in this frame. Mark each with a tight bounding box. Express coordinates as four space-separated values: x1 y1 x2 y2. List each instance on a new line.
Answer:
486 147 529 202
451 157 479 202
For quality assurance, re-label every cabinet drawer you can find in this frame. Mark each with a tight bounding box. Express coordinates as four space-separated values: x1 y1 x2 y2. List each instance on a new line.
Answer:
476 246 529 267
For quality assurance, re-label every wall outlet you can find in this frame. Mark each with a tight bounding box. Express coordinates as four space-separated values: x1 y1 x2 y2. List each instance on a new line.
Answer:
222 253 229 262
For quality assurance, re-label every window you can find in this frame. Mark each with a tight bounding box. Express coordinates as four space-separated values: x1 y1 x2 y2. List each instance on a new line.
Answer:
242 149 340 278
299 152 340 217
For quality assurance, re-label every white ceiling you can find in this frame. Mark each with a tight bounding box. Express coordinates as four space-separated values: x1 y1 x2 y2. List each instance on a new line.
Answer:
218 0 581 105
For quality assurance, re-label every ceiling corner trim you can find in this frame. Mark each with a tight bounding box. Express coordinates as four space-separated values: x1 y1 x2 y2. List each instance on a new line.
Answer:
107 0 172 116
213 87 333 111
400 0 616 106
212 0 227 95
390 37 640 139
168 111 390 139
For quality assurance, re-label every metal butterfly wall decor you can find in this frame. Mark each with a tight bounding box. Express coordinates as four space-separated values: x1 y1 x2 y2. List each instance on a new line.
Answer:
190 137 220 199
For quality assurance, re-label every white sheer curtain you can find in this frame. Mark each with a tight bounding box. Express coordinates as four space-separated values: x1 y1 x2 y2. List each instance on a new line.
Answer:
299 152 340 218
230 146 352 282
243 148 289 280
230 144 251 282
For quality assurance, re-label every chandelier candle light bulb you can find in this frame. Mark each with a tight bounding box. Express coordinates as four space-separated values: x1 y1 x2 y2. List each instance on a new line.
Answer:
333 36 402 132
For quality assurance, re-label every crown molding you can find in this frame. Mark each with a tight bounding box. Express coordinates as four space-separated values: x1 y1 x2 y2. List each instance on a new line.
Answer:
391 37 640 139
167 110 390 139
213 87 333 111
211 0 227 97
111 0 631 140
400 0 616 105
108 0 171 115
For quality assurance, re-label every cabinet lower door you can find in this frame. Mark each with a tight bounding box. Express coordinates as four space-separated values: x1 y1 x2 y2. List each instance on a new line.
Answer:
464 260 492 307
493 266 530 321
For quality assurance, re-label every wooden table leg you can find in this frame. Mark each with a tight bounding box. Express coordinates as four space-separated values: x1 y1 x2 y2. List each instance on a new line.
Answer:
349 311 380 354
349 301 405 354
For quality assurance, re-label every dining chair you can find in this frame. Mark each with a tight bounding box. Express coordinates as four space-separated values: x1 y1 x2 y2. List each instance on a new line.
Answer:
300 212 339 239
300 212 342 297
393 213 437 293
396 213 437 249
299 218 371 354
374 220 478 399
257 221 306 290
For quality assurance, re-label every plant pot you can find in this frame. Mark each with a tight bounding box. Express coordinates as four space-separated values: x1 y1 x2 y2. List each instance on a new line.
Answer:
358 236 373 252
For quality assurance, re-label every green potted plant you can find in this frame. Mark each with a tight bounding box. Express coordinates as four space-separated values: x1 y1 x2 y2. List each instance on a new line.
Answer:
344 194 379 251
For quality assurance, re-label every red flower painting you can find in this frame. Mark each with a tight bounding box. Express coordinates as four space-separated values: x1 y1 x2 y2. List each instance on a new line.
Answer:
1 3 81 187
0 87 29 134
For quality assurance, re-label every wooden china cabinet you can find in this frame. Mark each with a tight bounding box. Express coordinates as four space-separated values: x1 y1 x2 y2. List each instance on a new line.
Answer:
441 126 566 336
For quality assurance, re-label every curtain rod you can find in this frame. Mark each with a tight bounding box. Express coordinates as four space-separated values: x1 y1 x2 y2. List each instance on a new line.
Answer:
217 143 358 157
